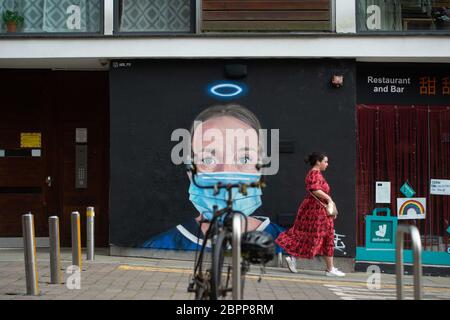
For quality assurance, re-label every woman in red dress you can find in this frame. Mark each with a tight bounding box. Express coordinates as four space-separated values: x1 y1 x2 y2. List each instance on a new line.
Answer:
275 152 345 277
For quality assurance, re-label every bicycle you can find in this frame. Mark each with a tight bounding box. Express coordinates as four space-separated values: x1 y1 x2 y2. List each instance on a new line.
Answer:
186 163 275 300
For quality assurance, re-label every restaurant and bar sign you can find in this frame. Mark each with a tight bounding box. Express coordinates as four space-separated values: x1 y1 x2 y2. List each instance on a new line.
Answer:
357 63 450 105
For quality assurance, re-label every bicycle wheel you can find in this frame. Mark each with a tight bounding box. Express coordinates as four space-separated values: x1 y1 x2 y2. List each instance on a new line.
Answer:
211 231 228 299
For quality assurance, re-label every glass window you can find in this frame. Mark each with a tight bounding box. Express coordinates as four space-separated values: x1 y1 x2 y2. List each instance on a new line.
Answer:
356 0 450 32
0 0 102 34
116 0 192 33
356 105 450 251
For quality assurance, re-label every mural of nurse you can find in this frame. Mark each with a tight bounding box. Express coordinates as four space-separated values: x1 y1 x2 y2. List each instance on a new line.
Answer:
141 104 285 251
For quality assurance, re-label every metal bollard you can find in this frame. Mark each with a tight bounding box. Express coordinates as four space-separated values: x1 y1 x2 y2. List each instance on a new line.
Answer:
86 207 95 261
71 211 82 269
49 216 61 284
232 214 243 300
396 224 422 300
22 213 40 295
278 252 283 267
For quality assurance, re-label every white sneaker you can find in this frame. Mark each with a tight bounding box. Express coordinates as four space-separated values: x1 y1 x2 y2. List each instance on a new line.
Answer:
325 267 346 277
285 256 298 274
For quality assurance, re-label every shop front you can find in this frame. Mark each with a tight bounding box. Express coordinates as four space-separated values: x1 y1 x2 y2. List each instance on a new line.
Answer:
356 63 450 273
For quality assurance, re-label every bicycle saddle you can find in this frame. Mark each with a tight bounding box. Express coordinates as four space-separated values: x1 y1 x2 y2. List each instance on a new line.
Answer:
241 231 276 264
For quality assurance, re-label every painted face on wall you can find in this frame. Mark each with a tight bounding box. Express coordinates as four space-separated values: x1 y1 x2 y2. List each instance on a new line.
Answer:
192 115 259 173
189 115 262 221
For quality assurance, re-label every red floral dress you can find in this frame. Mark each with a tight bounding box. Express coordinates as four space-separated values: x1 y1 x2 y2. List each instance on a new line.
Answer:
275 169 334 259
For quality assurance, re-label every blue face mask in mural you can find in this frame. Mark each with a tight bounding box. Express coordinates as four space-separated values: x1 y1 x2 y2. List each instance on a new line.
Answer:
189 172 262 221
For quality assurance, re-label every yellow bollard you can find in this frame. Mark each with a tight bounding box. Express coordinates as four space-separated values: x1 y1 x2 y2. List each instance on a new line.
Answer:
71 211 82 269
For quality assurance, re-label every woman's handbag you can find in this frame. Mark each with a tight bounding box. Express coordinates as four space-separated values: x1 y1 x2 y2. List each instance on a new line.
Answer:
310 191 338 217
325 200 338 217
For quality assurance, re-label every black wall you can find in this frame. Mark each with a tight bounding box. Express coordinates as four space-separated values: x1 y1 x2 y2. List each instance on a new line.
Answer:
109 59 357 257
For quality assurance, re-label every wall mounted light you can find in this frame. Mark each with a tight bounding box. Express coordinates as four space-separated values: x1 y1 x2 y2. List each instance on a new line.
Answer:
331 74 344 88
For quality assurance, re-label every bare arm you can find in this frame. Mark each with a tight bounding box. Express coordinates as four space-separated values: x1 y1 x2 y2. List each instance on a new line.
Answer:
311 190 332 203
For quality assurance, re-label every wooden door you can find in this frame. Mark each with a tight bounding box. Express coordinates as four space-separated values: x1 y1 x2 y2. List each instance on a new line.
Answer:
51 71 110 247
0 70 53 238
0 70 109 247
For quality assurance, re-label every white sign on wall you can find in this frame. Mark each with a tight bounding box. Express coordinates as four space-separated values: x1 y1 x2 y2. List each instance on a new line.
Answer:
430 179 450 195
397 198 426 220
376 181 391 203
76 128 87 143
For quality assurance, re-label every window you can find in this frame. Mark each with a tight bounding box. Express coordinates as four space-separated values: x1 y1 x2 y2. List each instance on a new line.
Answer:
356 0 450 32
0 0 102 34
115 0 193 33
356 105 450 251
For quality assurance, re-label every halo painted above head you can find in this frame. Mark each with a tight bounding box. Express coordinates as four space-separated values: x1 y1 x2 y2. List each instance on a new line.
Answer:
206 81 248 100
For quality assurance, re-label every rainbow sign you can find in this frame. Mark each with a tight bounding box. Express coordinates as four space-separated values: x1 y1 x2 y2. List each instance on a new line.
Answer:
397 198 426 220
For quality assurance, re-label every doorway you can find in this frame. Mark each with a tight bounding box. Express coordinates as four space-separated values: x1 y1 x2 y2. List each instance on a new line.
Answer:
0 70 109 247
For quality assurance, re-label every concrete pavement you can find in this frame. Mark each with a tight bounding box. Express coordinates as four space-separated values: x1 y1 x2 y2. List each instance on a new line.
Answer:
1 248 450 300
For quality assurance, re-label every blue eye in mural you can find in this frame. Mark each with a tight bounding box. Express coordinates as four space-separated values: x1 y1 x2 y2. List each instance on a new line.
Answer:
206 81 248 100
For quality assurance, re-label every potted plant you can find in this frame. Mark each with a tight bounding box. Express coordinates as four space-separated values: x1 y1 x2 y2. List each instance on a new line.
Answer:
2 10 24 33
433 7 450 30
